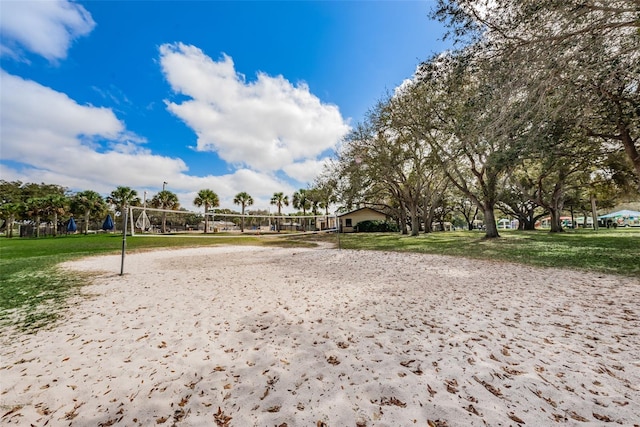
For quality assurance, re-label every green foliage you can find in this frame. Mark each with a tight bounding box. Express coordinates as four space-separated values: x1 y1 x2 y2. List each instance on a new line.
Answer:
194 189 220 211
194 189 219 233
107 186 140 213
355 220 399 232
233 192 254 232
292 189 310 214
270 192 289 214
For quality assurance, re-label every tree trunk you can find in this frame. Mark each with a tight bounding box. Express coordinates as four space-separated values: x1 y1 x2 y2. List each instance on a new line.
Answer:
549 181 565 233
619 117 640 190
549 208 564 233
204 206 209 233
84 210 90 234
399 202 408 235
35 215 41 238
518 208 537 230
52 212 58 237
410 204 420 236
423 203 435 234
8 214 15 238
483 207 500 238
162 213 167 233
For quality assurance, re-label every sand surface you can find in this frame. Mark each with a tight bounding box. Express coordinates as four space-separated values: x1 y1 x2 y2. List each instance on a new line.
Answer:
1 245 639 426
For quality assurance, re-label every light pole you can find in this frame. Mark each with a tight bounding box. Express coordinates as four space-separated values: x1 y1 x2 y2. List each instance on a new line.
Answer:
162 181 167 191
267 207 271 231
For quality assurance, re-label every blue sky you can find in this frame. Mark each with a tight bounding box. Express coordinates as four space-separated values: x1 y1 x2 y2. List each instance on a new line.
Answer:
1 0 451 212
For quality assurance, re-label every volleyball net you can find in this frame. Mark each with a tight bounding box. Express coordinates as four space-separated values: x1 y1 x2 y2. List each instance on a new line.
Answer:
128 206 338 237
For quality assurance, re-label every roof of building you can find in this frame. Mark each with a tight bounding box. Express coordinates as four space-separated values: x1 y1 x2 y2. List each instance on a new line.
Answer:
337 207 387 217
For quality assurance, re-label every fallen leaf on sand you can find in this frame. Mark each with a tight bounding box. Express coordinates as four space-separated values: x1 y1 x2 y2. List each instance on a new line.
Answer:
427 384 437 397
465 404 482 416
1 406 23 419
380 396 406 407
569 411 589 422
508 412 525 424
593 413 613 422
445 379 458 394
214 407 232 426
327 355 340 365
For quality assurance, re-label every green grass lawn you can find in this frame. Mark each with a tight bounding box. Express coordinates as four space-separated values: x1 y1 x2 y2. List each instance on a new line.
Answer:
1 228 638 332
327 228 640 277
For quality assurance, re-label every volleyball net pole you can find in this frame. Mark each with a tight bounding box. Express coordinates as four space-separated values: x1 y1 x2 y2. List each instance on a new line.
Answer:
120 206 128 276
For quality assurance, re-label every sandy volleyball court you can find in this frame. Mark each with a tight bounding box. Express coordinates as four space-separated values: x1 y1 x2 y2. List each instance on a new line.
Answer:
1 245 639 426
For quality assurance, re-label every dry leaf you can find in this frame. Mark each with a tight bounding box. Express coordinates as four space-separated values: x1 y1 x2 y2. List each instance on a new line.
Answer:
327 355 340 365
214 407 232 426
508 412 525 424
592 413 613 422
427 384 437 397
380 396 406 407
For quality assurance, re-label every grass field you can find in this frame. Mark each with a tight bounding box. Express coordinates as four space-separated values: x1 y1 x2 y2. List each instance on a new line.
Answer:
327 228 640 276
1 228 638 331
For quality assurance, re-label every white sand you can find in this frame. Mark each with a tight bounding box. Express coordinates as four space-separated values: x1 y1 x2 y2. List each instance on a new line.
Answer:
1 245 639 426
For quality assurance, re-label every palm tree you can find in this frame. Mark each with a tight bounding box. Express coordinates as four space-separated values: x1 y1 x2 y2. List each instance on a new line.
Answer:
107 186 140 231
270 192 289 232
0 202 22 238
71 190 106 234
193 189 220 233
292 189 311 231
151 190 180 233
25 197 47 237
107 186 140 215
42 194 68 237
233 191 254 232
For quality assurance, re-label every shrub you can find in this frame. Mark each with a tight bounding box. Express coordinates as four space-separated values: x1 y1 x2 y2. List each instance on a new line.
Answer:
355 220 398 232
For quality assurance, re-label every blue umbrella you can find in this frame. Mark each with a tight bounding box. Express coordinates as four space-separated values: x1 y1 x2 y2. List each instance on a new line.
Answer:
102 214 114 231
67 217 77 232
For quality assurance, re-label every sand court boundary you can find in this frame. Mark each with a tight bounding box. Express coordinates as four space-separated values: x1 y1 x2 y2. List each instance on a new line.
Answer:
1 245 639 426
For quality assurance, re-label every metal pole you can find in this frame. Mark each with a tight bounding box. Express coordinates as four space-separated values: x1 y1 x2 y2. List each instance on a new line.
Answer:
129 205 135 236
120 206 128 276
336 214 340 250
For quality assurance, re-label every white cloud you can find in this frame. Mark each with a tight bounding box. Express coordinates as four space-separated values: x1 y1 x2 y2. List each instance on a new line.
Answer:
282 158 332 183
0 71 299 211
159 43 350 178
0 0 95 60
0 71 187 191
